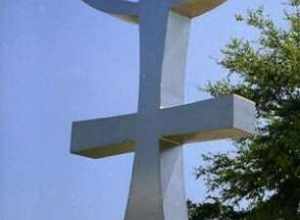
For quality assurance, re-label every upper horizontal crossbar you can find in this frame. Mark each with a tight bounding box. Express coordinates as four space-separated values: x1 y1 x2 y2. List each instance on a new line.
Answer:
81 0 227 24
171 0 227 18
82 0 139 15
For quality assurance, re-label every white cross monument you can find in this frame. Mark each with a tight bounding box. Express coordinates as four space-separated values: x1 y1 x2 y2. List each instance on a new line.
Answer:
71 1 256 220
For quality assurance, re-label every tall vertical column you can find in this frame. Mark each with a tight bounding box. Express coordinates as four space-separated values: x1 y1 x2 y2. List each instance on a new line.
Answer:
160 12 191 220
137 1 170 114
125 2 171 220
125 4 191 220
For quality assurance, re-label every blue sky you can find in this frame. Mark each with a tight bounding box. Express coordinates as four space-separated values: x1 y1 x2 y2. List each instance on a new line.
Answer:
0 0 284 219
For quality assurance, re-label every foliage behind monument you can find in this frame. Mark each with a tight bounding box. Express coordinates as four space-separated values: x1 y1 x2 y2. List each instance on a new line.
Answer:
189 0 300 219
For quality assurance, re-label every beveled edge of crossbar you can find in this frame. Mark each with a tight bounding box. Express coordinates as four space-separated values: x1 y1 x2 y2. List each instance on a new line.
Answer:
160 94 256 145
72 140 135 159
70 113 137 158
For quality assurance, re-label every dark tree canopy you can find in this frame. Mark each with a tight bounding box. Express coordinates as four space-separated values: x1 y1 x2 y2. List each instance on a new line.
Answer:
189 1 300 219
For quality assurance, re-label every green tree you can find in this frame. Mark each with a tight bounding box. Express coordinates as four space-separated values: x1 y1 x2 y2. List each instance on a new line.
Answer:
189 0 300 219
